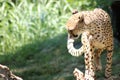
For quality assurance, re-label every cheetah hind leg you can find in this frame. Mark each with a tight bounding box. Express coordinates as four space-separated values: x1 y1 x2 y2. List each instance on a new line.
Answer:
94 49 103 71
73 68 85 80
105 48 113 80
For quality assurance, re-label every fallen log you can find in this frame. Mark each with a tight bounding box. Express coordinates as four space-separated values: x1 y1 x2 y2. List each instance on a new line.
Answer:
0 64 23 80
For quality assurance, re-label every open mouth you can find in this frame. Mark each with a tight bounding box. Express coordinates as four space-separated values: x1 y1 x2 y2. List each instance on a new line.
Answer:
67 35 83 57
73 34 78 37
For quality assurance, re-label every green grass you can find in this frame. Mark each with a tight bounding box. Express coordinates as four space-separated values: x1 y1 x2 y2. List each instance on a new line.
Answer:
0 34 80 80
0 0 71 54
0 0 119 80
0 34 120 80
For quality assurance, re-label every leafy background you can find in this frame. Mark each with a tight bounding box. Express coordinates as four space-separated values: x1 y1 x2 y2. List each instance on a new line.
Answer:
0 0 120 80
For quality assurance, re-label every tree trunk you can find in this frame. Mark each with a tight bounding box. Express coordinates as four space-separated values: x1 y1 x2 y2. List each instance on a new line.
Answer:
111 1 120 42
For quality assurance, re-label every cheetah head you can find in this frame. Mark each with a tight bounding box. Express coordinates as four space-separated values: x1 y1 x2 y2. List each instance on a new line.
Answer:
66 10 86 57
66 11 84 39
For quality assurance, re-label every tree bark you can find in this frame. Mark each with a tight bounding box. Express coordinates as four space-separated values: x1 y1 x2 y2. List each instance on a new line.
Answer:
0 64 23 80
111 1 120 42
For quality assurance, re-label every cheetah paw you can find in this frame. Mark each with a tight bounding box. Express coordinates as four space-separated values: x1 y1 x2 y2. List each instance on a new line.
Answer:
73 68 84 80
104 76 113 80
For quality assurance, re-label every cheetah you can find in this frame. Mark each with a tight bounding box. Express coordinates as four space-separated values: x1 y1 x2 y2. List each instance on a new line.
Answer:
66 8 113 80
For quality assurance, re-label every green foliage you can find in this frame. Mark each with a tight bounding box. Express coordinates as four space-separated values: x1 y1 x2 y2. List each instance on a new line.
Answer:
0 0 71 54
0 0 113 54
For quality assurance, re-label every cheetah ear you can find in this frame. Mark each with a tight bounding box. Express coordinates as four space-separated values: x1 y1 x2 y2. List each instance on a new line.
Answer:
78 14 91 24
72 10 78 14
78 14 84 23
84 16 91 25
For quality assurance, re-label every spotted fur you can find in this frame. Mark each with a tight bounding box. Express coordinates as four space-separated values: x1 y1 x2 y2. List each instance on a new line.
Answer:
66 8 113 80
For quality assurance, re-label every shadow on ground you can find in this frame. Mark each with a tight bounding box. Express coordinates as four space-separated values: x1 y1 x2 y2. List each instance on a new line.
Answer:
0 33 120 80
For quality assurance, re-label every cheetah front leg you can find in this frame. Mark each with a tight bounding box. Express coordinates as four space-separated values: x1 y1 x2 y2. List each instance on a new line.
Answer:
83 32 96 80
73 68 84 80
105 45 113 80
73 32 96 80
84 48 95 80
